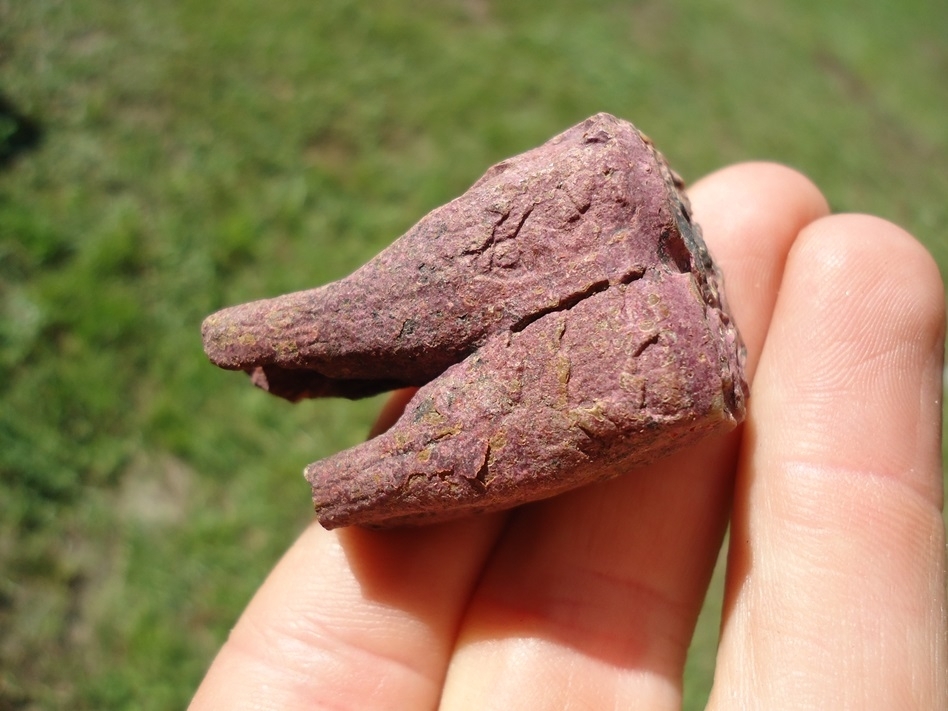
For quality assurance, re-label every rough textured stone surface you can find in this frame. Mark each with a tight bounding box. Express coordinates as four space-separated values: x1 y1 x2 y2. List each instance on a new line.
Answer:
202 113 747 529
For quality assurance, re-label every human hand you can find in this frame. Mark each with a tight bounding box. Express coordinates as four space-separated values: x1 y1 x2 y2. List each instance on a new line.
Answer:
189 163 947 710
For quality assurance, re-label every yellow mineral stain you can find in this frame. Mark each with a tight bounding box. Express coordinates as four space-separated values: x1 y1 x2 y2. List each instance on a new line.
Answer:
620 372 646 408
276 340 299 358
506 374 522 396
421 410 447 426
607 227 629 244
488 430 507 451
435 424 463 439
556 355 571 385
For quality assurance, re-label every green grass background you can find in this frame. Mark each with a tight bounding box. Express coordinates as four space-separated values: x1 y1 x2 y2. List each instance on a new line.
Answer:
1 0 946 708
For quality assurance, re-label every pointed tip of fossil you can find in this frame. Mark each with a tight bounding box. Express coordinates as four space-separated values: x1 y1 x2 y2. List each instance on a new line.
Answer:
200 302 289 370
201 291 324 370
200 308 248 369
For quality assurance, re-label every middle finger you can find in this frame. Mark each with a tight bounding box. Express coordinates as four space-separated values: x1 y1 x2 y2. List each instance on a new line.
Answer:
438 163 828 710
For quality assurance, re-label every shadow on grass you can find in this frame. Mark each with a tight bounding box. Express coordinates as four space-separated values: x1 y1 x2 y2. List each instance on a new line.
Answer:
0 92 43 170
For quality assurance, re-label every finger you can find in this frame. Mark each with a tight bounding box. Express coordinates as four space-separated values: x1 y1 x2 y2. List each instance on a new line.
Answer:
710 215 947 708
439 163 830 710
189 515 506 711
686 163 830 380
191 383 506 710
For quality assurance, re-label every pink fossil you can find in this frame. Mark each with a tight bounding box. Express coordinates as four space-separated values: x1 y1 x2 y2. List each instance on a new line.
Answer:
202 113 747 528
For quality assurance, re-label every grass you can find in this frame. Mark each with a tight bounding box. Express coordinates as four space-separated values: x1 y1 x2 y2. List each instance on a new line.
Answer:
1 0 946 707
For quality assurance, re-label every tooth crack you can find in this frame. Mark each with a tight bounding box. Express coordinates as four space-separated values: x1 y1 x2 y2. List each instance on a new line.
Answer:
510 268 645 333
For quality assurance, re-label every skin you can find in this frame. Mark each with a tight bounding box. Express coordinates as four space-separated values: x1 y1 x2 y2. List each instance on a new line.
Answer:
189 163 947 710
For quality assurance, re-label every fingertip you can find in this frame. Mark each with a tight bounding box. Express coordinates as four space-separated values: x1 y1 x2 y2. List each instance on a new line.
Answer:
686 162 830 379
792 213 946 352
691 162 829 215
756 211 945 505
689 162 830 234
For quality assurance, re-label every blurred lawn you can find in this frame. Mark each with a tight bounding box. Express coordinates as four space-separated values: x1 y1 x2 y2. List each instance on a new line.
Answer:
1 0 946 708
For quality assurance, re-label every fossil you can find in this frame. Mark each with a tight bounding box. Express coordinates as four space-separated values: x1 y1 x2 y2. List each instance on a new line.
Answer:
202 113 747 528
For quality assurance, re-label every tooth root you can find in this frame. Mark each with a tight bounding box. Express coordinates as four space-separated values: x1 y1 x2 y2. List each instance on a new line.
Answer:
203 113 719 400
202 289 325 371
306 271 745 529
201 279 465 396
